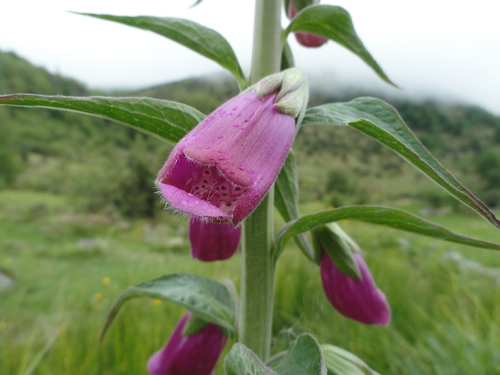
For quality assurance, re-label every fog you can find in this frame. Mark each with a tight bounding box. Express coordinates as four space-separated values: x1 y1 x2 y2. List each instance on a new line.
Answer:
1 0 498 114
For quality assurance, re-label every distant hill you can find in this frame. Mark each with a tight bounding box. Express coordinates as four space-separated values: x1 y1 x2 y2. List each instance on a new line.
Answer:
133 74 240 115
1 50 499 215
0 51 89 96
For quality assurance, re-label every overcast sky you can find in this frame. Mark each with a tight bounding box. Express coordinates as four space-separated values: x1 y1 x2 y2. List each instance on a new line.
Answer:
0 0 499 115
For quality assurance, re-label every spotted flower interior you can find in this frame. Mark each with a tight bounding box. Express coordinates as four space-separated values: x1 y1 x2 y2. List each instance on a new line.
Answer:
162 154 247 216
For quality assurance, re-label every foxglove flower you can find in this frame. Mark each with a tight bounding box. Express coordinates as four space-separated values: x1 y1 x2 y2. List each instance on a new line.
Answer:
189 216 241 261
287 0 328 48
147 313 227 375
320 252 390 325
156 89 297 225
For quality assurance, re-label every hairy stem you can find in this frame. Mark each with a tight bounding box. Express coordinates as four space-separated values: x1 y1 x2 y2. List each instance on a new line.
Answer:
239 193 276 360
238 0 283 361
249 0 283 83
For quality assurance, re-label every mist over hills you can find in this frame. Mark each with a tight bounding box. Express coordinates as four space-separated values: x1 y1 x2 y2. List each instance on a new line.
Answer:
1 50 499 217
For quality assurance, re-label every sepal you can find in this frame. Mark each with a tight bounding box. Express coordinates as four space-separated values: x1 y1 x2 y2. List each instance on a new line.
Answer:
182 313 210 336
312 223 361 279
250 68 309 119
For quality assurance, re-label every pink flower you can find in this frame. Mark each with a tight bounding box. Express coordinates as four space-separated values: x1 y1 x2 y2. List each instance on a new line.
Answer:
147 313 227 375
189 216 241 261
320 252 391 325
287 0 328 48
156 91 295 225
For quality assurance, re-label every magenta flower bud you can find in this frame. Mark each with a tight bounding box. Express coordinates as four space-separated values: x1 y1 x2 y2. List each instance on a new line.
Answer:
156 91 296 225
294 32 328 48
147 313 227 375
189 216 241 261
320 252 391 325
287 0 328 48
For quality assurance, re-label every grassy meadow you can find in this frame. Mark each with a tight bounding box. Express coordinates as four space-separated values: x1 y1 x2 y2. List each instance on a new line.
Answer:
1 189 500 375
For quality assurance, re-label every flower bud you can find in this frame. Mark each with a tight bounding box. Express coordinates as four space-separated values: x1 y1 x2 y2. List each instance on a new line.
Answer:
147 313 227 375
189 216 241 261
287 0 328 48
320 252 391 325
156 71 307 225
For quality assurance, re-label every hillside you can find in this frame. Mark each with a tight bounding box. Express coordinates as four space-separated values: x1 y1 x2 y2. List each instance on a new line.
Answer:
0 51 171 217
1 50 499 217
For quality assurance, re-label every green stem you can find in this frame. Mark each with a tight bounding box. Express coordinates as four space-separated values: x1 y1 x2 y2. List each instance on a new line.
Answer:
238 0 283 361
239 193 276 360
249 0 283 83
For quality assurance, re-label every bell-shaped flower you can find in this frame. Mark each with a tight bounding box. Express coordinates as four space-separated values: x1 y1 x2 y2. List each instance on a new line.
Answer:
320 252 391 325
287 0 328 48
189 216 241 261
147 313 227 375
156 70 307 225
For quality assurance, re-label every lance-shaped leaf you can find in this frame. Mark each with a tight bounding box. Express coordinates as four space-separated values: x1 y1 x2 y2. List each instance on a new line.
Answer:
321 344 380 375
224 344 279 375
302 97 500 230
273 206 500 257
0 94 205 144
283 5 394 86
271 333 327 375
80 13 248 90
275 150 314 258
100 273 236 342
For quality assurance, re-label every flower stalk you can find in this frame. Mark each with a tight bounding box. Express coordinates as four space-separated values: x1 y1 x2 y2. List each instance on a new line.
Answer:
238 0 284 361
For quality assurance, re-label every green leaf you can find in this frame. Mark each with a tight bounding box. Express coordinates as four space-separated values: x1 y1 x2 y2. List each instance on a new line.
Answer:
302 97 500 230
80 13 249 90
275 151 314 259
0 94 205 144
273 206 500 258
321 344 380 375
322 354 366 375
224 343 279 375
272 333 327 375
284 5 394 86
100 273 236 342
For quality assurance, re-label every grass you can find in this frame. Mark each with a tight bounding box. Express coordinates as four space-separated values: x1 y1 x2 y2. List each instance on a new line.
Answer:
1 190 500 374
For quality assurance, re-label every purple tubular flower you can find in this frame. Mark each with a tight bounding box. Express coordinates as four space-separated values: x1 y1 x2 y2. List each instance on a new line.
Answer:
287 0 328 48
156 91 295 225
320 252 391 325
147 313 227 375
189 216 241 261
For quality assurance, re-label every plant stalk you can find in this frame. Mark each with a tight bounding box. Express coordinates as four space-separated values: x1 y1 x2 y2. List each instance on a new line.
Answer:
239 192 276 361
249 0 283 84
238 0 283 362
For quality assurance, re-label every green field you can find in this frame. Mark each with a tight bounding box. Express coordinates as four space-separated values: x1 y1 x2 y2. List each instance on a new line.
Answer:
1 190 500 374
